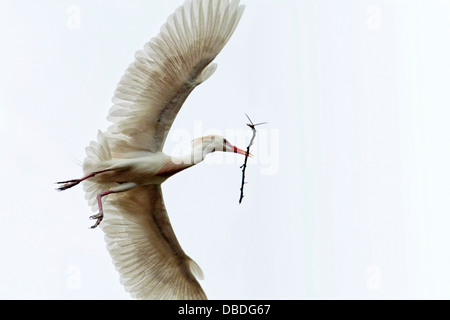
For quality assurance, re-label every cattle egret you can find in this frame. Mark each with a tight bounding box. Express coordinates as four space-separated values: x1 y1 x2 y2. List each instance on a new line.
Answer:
57 0 246 300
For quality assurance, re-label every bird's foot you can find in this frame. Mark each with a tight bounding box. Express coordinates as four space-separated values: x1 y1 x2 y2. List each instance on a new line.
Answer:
56 170 113 192
89 213 103 229
55 179 82 191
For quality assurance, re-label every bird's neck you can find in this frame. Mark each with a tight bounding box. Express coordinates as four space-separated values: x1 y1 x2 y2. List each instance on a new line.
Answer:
172 145 211 168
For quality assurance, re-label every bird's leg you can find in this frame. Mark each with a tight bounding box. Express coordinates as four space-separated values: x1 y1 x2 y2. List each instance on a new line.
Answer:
90 182 138 229
56 169 112 191
90 190 114 229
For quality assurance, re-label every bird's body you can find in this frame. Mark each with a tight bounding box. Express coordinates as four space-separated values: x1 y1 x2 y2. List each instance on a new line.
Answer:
57 0 246 300
86 153 189 185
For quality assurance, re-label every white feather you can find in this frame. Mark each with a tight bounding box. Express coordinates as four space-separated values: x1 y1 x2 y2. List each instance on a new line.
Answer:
81 0 245 300
105 0 245 157
79 0 244 299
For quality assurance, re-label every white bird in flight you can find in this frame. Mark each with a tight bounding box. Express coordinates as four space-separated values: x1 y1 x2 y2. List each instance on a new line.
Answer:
57 0 246 300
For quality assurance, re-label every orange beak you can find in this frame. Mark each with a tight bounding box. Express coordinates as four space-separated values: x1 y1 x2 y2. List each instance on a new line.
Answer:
226 141 253 157
233 145 253 157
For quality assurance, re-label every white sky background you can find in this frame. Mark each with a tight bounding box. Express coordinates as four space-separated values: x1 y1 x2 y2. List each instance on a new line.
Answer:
1 0 450 299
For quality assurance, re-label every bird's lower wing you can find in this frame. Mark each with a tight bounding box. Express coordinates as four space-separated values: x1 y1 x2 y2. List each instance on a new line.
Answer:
106 0 245 157
101 185 206 300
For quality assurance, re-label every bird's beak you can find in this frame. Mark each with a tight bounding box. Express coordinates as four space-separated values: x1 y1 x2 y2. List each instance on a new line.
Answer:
228 142 253 157
236 147 252 157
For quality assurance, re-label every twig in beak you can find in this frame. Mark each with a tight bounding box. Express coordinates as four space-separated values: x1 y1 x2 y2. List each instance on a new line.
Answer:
239 114 267 204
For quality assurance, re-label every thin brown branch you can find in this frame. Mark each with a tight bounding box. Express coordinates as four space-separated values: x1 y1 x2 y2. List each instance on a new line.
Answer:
239 115 267 204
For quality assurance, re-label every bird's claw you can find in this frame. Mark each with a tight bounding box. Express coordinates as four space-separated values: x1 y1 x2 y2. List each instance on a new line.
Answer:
89 213 103 229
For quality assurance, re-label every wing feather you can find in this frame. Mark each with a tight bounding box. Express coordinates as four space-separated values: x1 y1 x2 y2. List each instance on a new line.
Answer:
84 0 246 300
105 0 245 157
102 185 207 300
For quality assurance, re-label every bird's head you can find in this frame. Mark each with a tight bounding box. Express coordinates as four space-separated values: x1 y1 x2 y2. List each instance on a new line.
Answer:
192 135 250 157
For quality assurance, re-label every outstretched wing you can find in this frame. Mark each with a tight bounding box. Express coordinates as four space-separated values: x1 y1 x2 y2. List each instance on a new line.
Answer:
102 185 207 300
106 0 245 157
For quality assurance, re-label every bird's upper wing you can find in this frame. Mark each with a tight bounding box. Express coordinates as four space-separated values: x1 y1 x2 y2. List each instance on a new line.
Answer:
106 0 245 156
101 184 207 300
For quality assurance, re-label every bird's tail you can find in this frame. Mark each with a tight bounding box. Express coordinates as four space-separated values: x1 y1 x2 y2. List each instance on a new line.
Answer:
83 130 113 174
83 131 115 212
56 131 113 193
